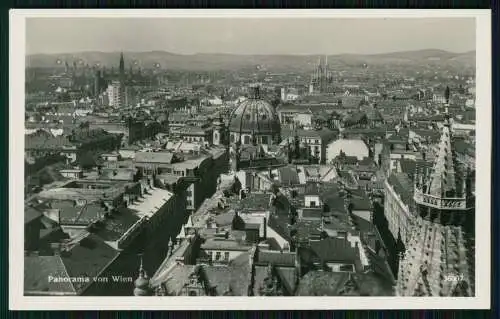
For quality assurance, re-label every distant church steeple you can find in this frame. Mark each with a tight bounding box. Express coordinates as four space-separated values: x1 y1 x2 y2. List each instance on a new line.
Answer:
119 52 125 74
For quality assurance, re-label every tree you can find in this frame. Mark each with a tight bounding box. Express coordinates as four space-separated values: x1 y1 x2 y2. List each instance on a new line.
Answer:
78 151 98 170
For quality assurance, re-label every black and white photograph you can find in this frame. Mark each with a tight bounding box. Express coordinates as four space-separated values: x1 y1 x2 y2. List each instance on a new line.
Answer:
9 10 491 310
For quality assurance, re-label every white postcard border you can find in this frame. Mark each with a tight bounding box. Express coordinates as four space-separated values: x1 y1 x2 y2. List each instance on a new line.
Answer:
9 9 492 310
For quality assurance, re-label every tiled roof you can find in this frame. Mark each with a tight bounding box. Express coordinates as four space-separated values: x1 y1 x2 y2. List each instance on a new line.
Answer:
453 138 475 156
60 234 119 294
301 208 324 219
308 237 359 264
213 210 235 226
25 206 42 224
295 271 394 296
25 134 73 150
295 220 322 242
349 190 372 212
160 264 196 296
99 169 136 181
134 151 174 164
253 265 271 296
319 183 346 213
92 207 141 242
276 266 297 295
304 182 319 195
256 250 296 267
203 251 252 296
25 233 118 295
295 271 349 296
201 238 252 252
387 173 413 207
180 125 210 136
277 167 300 186
24 255 77 295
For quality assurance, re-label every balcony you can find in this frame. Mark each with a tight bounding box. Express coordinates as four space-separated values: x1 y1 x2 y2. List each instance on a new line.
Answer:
413 189 468 210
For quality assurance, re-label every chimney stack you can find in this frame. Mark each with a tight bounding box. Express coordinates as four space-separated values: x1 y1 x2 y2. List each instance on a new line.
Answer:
263 217 267 239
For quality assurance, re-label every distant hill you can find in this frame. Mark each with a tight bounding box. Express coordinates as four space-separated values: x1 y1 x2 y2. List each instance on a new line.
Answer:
26 49 475 71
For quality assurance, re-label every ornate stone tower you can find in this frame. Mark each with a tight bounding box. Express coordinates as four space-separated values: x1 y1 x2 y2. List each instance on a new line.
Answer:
213 116 227 146
310 56 332 94
396 88 475 297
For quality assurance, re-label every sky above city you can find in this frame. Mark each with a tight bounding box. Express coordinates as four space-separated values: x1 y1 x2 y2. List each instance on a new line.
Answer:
26 17 476 55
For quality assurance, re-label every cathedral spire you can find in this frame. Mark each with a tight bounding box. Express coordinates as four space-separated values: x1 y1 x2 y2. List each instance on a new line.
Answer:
426 86 457 197
119 52 125 78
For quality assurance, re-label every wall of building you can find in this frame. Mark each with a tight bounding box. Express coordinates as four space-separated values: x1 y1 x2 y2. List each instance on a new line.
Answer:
202 249 246 263
265 225 290 251
383 180 412 244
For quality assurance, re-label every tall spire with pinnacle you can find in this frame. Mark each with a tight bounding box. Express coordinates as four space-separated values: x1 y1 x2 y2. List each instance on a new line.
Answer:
119 52 125 74
426 87 456 197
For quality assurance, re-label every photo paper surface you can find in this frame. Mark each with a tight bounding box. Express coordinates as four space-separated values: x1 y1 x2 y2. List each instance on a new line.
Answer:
9 9 491 310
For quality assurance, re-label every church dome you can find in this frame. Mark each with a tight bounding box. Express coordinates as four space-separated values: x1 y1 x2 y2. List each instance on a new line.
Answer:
228 86 280 145
135 275 149 290
133 261 150 296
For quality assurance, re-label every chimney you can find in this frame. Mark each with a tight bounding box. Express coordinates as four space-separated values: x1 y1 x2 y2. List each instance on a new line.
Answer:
263 217 267 239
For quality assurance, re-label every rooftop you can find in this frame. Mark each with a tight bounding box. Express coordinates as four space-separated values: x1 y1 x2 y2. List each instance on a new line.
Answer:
24 233 119 295
134 151 174 164
387 173 414 207
201 238 253 252
296 271 394 296
37 180 133 203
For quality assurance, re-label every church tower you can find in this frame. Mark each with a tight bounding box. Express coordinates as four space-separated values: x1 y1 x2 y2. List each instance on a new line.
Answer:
310 56 331 94
133 256 151 296
213 116 227 146
396 87 475 297
119 52 125 81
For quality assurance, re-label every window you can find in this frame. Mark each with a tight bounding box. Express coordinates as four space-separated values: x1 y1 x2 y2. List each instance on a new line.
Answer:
215 252 221 260
186 200 192 207
243 135 250 144
224 252 230 261
261 135 268 144
310 201 316 207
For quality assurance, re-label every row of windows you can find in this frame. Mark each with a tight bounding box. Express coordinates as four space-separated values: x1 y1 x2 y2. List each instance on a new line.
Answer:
184 136 206 142
208 251 230 261
230 134 270 145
